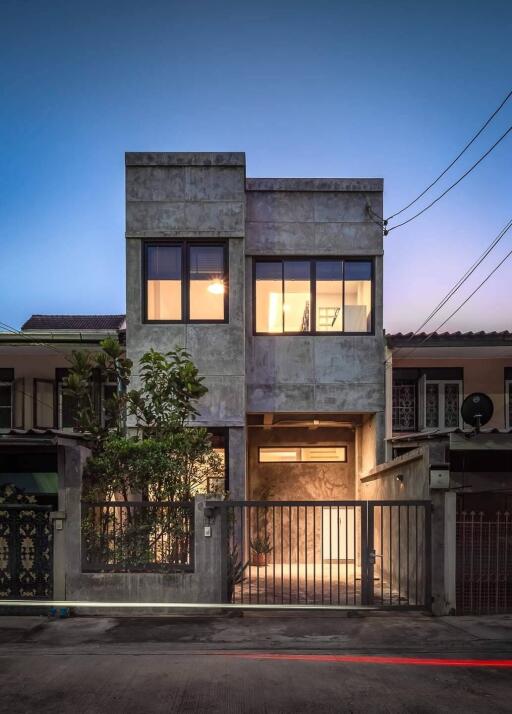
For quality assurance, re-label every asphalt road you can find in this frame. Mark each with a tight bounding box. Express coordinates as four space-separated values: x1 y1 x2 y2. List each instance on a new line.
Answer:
0 613 511 713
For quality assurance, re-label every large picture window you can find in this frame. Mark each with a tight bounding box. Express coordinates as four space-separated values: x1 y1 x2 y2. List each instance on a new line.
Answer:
254 258 373 334
145 242 227 323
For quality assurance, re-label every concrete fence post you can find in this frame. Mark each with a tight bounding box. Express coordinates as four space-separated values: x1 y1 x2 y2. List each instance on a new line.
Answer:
431 491 457 615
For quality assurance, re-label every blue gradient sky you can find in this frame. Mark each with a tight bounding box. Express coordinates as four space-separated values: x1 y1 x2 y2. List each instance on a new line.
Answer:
1 0 511 332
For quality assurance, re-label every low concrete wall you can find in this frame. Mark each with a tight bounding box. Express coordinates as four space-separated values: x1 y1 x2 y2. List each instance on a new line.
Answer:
358 447 430 500
54 445 224 607
358 448 456 615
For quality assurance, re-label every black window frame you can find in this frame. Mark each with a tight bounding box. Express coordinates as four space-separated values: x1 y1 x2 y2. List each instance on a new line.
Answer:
0 369 14 430
252 256 374 336
143 240 229 324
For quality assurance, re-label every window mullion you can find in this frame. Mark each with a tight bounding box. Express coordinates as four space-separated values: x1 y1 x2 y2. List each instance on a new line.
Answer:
439 383 445 428
311 260 316 333
341 259 345 333
281 260 285 333
183 241 188 322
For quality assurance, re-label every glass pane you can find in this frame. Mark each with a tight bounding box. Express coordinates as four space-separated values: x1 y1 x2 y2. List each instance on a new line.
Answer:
189 246 225 320
284 261 311 333
300 447 346 462
344 261 372 332
61 391 78 428
102 384 117 426
35 381 54 428
392 382 416 431
0 384 11 408
444 383 460 428
146 245 182 320
0 407 11 428
316 260 343 332
259 448 301 462
255 262 283 333
425 383 439 428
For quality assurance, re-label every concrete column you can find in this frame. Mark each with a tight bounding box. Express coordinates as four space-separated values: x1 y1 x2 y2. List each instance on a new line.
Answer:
431 490 457 615
228 426 246 499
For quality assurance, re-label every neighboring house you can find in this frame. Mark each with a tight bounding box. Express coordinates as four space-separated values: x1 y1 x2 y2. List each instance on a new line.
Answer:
0 314 125 501
125 152 385 502
386 330 512 496
379 330 512 614
0 314 125 432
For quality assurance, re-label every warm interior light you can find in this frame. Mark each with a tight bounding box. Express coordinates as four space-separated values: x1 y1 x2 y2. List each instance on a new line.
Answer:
207 279 225 295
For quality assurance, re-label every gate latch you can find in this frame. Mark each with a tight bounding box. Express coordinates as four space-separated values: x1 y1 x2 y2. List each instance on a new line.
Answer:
367 548 376 566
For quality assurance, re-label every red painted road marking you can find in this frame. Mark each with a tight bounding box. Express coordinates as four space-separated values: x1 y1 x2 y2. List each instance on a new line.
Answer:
216 653 512 668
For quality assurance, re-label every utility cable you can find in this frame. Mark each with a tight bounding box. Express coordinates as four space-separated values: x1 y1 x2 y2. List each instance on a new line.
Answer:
394 243 512 361
386 88 512 222
406 217 512 336
385 124 512 234
384 217 512 365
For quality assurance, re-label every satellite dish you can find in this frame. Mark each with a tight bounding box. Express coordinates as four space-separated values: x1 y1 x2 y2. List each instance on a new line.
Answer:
461 392 494 430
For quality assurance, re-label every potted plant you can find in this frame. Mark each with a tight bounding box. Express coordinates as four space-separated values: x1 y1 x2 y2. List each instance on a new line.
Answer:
250 534 273 566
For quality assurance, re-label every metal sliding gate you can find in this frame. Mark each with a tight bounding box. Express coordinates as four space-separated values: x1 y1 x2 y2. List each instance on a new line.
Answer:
219 500 431 609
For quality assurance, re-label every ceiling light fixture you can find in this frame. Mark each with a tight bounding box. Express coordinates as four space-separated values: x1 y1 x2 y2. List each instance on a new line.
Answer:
207 279 225 295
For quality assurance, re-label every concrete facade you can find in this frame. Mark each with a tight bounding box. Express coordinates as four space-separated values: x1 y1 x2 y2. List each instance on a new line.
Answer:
125 153 385 498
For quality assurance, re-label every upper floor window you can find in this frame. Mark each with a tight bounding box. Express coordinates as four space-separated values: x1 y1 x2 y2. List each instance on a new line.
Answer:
254 258 373 334
392 380 417 432
392 368 463 432
0 368 14 430
144 242 227 323
506 378 512 429
425 381 462 429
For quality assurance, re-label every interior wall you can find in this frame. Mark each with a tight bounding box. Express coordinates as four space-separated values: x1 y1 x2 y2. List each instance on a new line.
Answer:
247 426 355 500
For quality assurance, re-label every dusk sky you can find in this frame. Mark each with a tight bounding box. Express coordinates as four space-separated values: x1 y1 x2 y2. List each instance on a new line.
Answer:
1 0 511 333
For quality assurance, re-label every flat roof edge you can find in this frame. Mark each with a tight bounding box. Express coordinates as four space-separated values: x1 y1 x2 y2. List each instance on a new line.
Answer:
246 178 383 192
125 152 246 167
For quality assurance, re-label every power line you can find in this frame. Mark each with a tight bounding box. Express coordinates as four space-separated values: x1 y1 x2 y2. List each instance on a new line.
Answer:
407 217 512 337
0 320 70 357
385 124 512 234
393 243 512 361
386 88 512 222
384 217 512 365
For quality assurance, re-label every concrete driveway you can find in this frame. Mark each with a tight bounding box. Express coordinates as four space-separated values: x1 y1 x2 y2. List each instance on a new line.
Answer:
0 612 511 713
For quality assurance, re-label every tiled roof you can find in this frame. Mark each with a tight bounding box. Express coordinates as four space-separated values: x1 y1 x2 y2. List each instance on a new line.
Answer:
387 330 512 346
22 315 126 331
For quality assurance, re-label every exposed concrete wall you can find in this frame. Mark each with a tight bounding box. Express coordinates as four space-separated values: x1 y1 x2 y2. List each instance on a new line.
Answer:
56 444 224 605
247 427 355 501
125 153 246 428
358 448 430 501
356 414 385 479
245 180 385 418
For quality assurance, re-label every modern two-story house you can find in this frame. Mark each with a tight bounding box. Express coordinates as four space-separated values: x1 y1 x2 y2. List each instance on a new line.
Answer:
125 152 385 502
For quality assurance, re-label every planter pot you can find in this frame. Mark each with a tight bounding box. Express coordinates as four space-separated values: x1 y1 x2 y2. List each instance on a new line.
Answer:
251 553 270 567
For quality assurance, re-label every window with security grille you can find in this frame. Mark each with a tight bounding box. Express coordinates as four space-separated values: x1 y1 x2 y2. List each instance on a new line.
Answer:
392 382 417 432
425 381 462 429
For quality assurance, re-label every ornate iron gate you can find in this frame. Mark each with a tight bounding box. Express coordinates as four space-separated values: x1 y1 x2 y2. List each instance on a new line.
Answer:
216 500 431 609
0 504 53 599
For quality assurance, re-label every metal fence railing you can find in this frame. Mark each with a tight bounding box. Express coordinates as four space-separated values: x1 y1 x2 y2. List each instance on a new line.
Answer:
457 510 512 614
81 501 194 573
